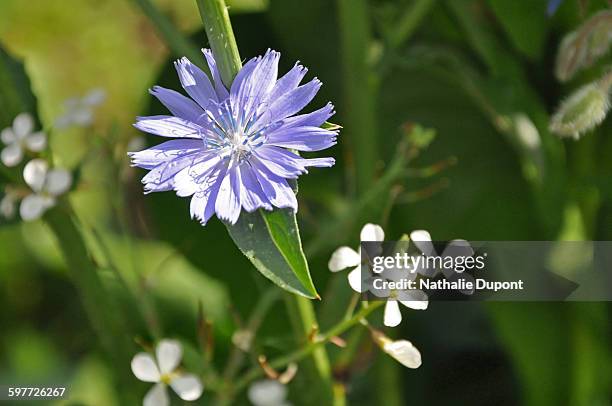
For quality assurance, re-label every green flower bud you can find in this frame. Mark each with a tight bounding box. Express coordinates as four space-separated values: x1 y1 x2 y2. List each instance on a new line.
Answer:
555 31 586 82
555 10 612 82
549 81 611 139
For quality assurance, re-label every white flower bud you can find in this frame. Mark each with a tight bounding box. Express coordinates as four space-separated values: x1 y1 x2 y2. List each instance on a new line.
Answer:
371 330 422 369
382 339 422 369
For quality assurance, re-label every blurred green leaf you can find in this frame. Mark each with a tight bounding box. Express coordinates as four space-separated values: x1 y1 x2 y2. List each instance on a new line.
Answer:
0 45 37 128
86 231 230 322
58 356 120 406
486 0 548 60
488 303 570 406
5 328 65 381
0 43 39 188
227 209 319 298
227 0 269 12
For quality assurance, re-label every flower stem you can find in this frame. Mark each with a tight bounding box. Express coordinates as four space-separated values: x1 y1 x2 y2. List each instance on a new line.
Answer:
337 0 378 195
283 292 332 378
306 136 412 257
196 0 242 88
213 288 280 405
45 204 135 399
194 0 334 399
387 0 435 50
232 301 384 393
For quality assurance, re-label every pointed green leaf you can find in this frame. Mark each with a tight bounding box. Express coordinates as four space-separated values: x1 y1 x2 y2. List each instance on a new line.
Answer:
226 208 318 298
322 121 342 131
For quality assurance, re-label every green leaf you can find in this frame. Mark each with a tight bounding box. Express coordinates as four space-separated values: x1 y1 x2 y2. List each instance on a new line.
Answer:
486 0 548 60
0 44 39 219
0 46 38 128
196 0 318 300
226 208 319 298
227 0 269 12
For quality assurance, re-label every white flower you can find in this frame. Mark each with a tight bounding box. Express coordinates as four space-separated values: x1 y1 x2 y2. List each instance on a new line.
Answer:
248 380 291 406
19 159 72 221
1 113 47 167
372 331 422 369
383 340 422 368
55 88 106 129
328 223 384 292
365 248 428 327
131 339 203 406
0 188 18 219
410 230 475 295
382 289 429 328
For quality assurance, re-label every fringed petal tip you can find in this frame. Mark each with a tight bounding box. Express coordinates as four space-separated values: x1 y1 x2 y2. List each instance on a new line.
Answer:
326 102 337 118
134 49 338 227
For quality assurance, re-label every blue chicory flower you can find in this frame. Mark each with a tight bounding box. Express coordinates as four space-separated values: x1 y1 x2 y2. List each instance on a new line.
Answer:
547 0 564 16
129 49 337 225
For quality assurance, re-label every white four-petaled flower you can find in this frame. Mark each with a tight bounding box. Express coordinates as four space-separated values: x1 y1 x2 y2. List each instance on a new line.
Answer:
382 289 428 328
248 379 291 406
55 88 106 129
1 113 47 167
20 159 72 221
328 223 384 292
131 339 203 406
410 229 475 295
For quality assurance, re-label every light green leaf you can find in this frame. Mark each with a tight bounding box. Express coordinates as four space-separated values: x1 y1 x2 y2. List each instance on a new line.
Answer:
226 208 318 298
322 121 342 131
227 0 268 12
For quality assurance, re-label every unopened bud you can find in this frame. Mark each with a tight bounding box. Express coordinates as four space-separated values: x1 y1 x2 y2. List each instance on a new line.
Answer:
549 82 611 139
371 329 422 369
555 10 612 82
556 31 586 82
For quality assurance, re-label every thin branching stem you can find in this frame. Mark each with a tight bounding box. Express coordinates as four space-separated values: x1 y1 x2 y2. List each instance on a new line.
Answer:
231 301 384 394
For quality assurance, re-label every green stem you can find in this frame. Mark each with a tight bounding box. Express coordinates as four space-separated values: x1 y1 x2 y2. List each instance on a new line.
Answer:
388 0 435 49
196 0 242 87
284 293 333 378
376 355 403 406
232 301 384 393
45 204 136 402
215 288 280 405
333 383 347 406
46 205 128 353
337 0 378 195
195 0 333 400
89 227 162 339
133 0 208 72
306 138 410 257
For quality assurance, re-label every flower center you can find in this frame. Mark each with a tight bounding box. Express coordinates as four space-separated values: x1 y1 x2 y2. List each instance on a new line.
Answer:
202 100 271 165
227 130 253 162
160 370 180 385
